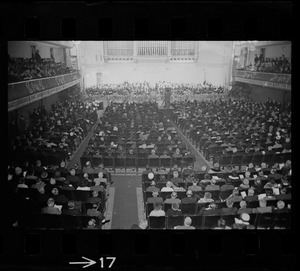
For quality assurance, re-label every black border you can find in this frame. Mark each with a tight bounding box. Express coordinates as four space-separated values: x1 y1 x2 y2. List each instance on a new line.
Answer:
1 1 295 270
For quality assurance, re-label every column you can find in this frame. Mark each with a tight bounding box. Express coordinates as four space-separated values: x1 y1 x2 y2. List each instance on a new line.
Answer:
167 41 171 57
133 40 137 57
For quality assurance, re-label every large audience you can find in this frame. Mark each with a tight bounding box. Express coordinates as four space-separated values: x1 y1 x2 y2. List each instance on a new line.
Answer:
8 55 77 83
141 95 291 229
8 94 99 168
241 55 291 74
173 97 291 161
82 101 195 165
85 81 225 96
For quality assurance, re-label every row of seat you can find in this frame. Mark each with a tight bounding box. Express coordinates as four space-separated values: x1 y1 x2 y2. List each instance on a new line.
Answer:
142 178 270 190
218 152 291 168
17 188 106 203
8 150 68 167
22 198 105 214
140 169 275 182
145 199 292 216
80 156 195 170
19 213 103 229
147 212 291 229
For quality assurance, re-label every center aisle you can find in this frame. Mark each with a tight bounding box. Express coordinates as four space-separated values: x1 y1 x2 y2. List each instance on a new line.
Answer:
110 175 142 229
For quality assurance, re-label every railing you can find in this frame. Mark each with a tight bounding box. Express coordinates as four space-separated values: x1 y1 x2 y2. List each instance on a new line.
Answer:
234 70 291 90
171 49 195 56
8 71 81 111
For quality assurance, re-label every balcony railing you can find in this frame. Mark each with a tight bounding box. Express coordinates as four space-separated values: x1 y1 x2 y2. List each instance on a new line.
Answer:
171 49 195 56
8 71 81 111
234 70 291 90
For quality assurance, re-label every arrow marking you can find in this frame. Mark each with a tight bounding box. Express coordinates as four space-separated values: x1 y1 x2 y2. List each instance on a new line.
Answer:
69 256 96 268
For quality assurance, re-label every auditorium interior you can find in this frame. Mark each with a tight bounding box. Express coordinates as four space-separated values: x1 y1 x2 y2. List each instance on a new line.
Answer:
7 40 292 230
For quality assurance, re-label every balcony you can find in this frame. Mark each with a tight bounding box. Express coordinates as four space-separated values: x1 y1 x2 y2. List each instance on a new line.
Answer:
234 70 291 90
8 71 81 111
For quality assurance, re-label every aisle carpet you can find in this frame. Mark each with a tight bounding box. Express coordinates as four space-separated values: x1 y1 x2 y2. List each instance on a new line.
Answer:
110 175 142 229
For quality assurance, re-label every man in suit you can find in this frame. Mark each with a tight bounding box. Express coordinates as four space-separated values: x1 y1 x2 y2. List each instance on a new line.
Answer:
164 191 181 204
146 180 160 193
187 179 203 192
221 197 238 215
86 203 105 220
205 179 220 191
88 191 102 204
171 171 184 185
147 191 163 204
181 190 197 204
66 168 80 189
51 188 69 203
41 198 61 215
149 202 165 217
62 201 82 216
237 200 253 214
166 202 183 216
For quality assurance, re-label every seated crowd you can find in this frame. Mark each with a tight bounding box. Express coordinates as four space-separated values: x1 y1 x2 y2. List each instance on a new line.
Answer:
142 160 291 229
7 160 111 229
85 81 224 97
80 101 195 171
8 97 99 169
140 94 292 229
227 85 251 100
8 55 77 83
172 97 291 164
241 55 291 74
